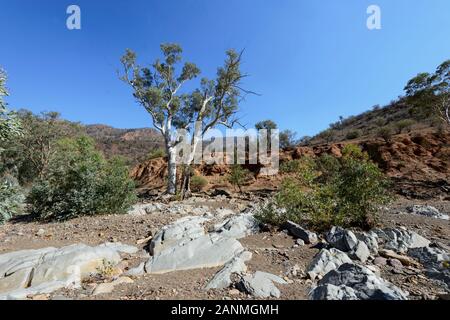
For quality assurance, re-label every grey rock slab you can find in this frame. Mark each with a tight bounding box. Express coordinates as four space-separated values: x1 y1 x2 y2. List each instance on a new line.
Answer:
327 227 370 262
356 231 379 255
309 284 358 300
145 234 244 274
149 216 209 256
310 263 408 300
124 262 146 277
99 242 139 255
326 226 359 252
205 251 252 290
239 271 287 298
213 213 260 239
0 242 134 299
408 246 450 290
375 228 430 254
282 221 318 244
406 205 449 220
307 248 353 280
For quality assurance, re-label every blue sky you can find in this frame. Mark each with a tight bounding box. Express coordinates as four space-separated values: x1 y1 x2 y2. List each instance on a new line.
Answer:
1 0 449 136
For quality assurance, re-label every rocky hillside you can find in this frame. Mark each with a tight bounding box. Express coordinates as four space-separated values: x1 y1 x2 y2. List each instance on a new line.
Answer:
131 129 450 199
85 125 164 166
308 99 443 145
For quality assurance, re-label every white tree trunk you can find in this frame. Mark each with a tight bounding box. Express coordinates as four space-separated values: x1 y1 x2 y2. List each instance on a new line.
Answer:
166 145 177 195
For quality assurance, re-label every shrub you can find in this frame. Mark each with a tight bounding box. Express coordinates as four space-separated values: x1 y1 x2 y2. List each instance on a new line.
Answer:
377 126 393 142
0 176 24 224
228 165 251 193
395 119 415 134
148 148 166 160
345 130 361 140
27 136 136 221
256 145 391 230
190 175 208 192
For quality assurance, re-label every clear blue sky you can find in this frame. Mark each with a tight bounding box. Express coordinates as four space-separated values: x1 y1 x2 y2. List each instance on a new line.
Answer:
1 0 449 136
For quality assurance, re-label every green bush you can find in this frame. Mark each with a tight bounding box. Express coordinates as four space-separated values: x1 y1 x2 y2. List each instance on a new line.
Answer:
228 165 251 193
0 176 24 224
27 136 137 221
377 126 393 142
256 145 391 230
190 175 208 192
148 148 166 160
394 119 415 134
345 130 361 140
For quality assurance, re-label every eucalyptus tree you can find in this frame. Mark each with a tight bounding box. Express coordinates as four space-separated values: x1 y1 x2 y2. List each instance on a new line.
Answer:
405 60 450 125
120 44 249 195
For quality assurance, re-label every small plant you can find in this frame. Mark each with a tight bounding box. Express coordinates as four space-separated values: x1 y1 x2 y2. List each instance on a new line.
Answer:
96 259 116 279
228 165 251 193
148 148 166 160
190 175 208 192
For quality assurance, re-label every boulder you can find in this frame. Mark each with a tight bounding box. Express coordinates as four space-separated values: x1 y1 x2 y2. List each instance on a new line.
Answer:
326 227 359 252
406 205 449 220
214 213 260 239
205 251 252 290
408 246 450 290
356 231 379 255
239 271 287 298
306 248 353 280
310 263 408 300
374 228 430 254
310 284 358 300
326 227 370 262
282 221 318 244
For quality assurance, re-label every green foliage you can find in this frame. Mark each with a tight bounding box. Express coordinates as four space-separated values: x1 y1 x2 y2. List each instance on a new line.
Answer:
256 145 391 231
148 147 166 160
376 126 393 142
405 60 450 125
27 136 136 221
394 119 415 133
1 110 84 185
317 129 335 143
255 120 278 131
227 165 251 193
0 68 24 224
190 175 208 192
0 176 24 224
120 44 248 194
345 130 361 140
0 69 22 142
279 130 298 149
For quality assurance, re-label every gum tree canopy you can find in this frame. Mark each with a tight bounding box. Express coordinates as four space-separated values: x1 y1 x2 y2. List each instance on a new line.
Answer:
120 43 250 195
405 60 450 125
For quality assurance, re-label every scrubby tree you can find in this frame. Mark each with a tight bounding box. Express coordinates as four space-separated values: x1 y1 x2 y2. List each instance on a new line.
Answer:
405 60 450 126
3 110 84 184
120 44 249 195
279 129 298 149
27 136 136 221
